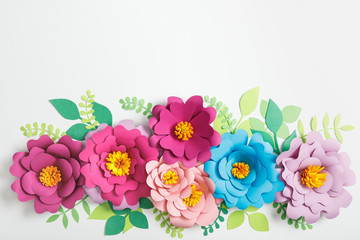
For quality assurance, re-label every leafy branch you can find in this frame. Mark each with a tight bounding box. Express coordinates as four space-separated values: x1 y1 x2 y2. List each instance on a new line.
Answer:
153 209 184 238
119 97 153 119
20 122 66 141
79 90 99 130
46 196 90 229
201 202 228 236
272 202 313 230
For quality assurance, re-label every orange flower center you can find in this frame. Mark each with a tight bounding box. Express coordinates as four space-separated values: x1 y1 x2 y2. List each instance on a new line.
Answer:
106 151 132 177
174 121 194 141
301 165 327 188
231 162 250 179
39 166 62 187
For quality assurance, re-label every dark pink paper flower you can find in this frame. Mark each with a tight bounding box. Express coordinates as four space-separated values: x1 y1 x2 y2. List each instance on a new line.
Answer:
275 131 356 223
149 96 221 168
79 121 159 208
10 135 85 213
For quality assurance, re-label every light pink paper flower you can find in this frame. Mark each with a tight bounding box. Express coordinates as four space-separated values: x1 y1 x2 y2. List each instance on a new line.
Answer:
149 96 221 168
80 120 158 209
275 131 356 223
146 159 218 228
10 135 85 213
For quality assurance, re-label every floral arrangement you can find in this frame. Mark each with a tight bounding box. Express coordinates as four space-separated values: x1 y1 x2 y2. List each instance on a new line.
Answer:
11 88 356 237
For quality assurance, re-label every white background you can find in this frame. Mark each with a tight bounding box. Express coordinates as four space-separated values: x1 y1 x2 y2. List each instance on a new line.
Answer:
0 0 359 239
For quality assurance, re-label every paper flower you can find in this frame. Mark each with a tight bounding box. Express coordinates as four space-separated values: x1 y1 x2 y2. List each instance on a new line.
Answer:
146 159 219 228
10 135 85 213
204 130 284 209
149 96 221 168
79 120 158 209
275 131 356 223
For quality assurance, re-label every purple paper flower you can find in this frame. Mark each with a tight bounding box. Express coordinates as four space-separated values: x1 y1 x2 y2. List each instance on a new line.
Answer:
275 131 356 223
10 135 85 213
149 96 221 168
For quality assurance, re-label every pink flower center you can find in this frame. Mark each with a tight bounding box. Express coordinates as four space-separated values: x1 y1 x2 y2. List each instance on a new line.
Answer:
301 165 327 188
174 121 194 141
39 166 62 187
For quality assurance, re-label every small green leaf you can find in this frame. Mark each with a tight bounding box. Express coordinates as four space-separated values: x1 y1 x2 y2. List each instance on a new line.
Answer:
334 114 341 128
282 105 302 123
323 113 330 129
71 209 79 223
334 129 343 143
260 100 268 118
311 116 317 131
129 211 149 229
251 129 274 148
282 131 297 152
265 99 283 133
277 123 290 139
123 215 134 234
227 210 245 230
105 215 125 235
245 206 259 212
139 197 154 209
88 202 115 220
62 214 68 229
238 119 252 136
93 102 113 126
249 118 266 131
248 213 269 231
49 99 81 120
46 215 60 223
66 123 91 140
324 129 331 139
340 125 355 131
82 200 90 216
297 120 304 136
239 87 260 116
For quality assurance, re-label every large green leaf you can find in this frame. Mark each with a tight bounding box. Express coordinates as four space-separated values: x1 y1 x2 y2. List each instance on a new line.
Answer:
88 202 115 220
265 99 283 133
49 99 81 120
260 100 268 118
66 123 91 140
282 105 301 123
249 118 266 131
277 123 290 139
139 197 154 209
227 210 245 230
248 213 269 231
93 102 113 126
129 211 149 229
239 87 260 116
105 215 125 235
251 129 274 148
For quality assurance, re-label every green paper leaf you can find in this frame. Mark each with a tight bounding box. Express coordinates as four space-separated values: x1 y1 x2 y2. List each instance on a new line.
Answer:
139 197 154 209
340 125 355 131
245 206 259 212
88 202 115 220
66 123 91 140
265 99 283 133
334 114 341 128
82 200 90 216
239 87 260 116
282 105 301 123
260 100 268 118
323 113 330 129
324 129 331 139
105 215 125 235
238 119 252 136
249 118 266 131
108 201 131 215
129 211 149 229
282 131 297 152
46 215 60 223
62 214 68 229
214 115 228 135
277 123 290 139
335 129 343 143
227 210 245 230
93 102 113 126
248 213 269 231
49 99 81 120
123 215 134 234
71 209 79 223
297 120 304 136
311 116 317 131
251 130 274 148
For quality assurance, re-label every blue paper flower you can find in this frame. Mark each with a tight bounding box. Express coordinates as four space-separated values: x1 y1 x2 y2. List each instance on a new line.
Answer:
204 130 284 209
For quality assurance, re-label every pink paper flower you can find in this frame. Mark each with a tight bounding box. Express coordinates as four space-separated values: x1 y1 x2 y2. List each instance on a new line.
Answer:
146 158 219 228
149 96 221 168
275 131 356 223
79 120 158 209
10 135 85 213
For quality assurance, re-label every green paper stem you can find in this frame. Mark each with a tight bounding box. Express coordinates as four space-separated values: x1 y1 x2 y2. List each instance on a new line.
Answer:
119 97 153 119
153 209 184 238
79 90 98 129
232 115 244 133
201 202 228 236
273 133 280 155
20 122 66 141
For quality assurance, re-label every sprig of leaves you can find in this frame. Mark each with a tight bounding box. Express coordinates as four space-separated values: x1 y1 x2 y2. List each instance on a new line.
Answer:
227 206 269 231
201 202 228 236
20 122 66 141
119 97 153 119
46 196 90 229
272 202 313 230
154 209 184 238
79 90 99 130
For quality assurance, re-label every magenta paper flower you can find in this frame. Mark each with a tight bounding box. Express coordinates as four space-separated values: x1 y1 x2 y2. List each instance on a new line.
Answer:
275 131 356 223
10 135 85 213
146 159 219 228
79 120 158 209
149 96 221 168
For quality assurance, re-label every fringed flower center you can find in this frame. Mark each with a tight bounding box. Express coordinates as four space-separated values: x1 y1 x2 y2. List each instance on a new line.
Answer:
174 121 194 141
39 166 62 187
183 185 202 207
301 165 327 188
106 151 131 177
231 162 250 179
162 170 179 185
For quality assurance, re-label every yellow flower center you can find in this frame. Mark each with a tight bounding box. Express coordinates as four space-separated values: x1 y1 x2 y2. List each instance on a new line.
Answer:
174 121 194 141
162 170 179 185
301 165 327 188
231 162 250 179
183 185 202 207
106 151 132 177
39 166 62 187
